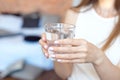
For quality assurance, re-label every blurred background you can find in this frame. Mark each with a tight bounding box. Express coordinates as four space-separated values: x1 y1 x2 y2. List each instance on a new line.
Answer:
0 0 81 80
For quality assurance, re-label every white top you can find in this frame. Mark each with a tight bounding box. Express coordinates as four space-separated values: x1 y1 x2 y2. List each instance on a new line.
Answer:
68 8 120 80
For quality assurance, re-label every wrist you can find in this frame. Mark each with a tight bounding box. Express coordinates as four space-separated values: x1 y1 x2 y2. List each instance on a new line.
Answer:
93 52 106 66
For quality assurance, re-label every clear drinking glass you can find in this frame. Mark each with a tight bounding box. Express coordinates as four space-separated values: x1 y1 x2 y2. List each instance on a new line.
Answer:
44 23 76 60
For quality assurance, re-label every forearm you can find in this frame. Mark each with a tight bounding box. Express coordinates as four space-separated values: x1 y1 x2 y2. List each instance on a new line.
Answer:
94 55 120 80
54 62 73 79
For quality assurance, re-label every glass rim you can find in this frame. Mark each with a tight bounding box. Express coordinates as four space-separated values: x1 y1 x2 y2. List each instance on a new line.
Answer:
44 23 76 29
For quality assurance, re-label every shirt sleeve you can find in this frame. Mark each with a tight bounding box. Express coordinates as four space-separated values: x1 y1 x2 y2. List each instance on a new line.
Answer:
117 60 120 68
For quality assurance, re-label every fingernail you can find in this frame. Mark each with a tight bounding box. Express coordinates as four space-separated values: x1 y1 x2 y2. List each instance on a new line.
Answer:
54 41 59 44
45 53 48 56
57 59 62 62
44 45 48 49
42 37 46 41
48 47 54 51
50 54 55 58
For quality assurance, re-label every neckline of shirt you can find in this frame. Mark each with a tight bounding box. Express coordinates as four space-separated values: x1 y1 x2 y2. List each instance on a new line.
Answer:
92 8 118 22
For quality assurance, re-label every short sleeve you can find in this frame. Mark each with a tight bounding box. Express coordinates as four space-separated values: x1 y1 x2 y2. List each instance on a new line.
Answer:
117 60 120 67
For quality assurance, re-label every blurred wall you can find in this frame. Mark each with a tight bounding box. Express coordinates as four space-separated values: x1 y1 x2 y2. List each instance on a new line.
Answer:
0 0 72 15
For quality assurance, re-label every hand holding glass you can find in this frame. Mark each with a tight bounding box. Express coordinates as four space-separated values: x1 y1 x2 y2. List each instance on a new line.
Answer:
44 23 75 60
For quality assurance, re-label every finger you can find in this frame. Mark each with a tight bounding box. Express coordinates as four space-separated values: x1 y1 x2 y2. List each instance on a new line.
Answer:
39 39 48 49
41 47 49 58
54 53 87 59
41 33 46 41
56 59 86 63
54 39 87 46
48 46 87 53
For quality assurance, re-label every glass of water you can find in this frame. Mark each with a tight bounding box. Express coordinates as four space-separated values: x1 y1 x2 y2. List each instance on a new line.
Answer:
44 23 76 59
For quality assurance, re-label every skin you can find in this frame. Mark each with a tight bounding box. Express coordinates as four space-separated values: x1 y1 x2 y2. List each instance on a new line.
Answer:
40 0 120 80
99 0 115 9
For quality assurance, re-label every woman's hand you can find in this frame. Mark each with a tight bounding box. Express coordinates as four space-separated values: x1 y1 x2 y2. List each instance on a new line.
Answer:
39 33 49 58
48 39 105 65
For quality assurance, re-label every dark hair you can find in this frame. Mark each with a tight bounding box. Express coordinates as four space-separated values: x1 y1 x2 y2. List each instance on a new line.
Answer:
75 0 120 51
